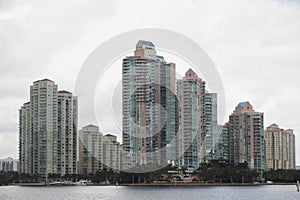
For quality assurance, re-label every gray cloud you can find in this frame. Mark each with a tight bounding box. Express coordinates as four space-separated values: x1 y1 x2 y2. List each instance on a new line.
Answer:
1 0 300 165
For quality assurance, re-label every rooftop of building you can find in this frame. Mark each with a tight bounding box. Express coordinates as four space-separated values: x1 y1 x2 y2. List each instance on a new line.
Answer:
0 157 18 161
58 90 72 94
269 123 279 127
137 40 155 47
267 123 279 128
33 78 54 83
86 124 98 127
237 102 248 107
266 123 281 132
80 124 100 133
236 101 252 109
82 124 99 129
232 101 260 115
184 68 198 78
265 124 294 134
104 134 117 138
156 55 164 59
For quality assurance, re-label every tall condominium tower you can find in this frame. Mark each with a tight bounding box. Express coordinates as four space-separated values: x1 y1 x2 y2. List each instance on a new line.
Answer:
19 102 32 175
264 123 295 170
203 92 218 161
57 90 78 175
227 102 265 176
122 40 178 170
177 69 206 169
283 129 295 169
19 79 78 182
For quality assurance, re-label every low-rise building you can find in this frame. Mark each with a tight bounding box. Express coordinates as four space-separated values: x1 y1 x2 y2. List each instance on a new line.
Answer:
78 125 121 175
0 157 18 172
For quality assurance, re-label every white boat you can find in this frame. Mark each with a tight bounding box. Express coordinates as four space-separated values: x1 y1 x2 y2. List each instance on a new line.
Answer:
48 181 63 186
62 181 75 186
74 180 87 186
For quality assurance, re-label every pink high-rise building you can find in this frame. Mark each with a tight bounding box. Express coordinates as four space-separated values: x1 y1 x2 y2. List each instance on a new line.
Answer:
122 41 178 170
177 69 206 169
227 102 265 176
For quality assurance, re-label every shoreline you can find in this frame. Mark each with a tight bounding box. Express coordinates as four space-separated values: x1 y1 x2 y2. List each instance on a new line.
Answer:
4 182 297 187
119 182 297 187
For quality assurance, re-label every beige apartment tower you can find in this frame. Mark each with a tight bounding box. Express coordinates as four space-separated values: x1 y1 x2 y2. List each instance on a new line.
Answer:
19 79 78 182
78 125 121 175
264 123 295 170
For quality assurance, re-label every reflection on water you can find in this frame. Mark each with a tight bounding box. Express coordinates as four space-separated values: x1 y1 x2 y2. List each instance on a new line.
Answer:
0 185 298 200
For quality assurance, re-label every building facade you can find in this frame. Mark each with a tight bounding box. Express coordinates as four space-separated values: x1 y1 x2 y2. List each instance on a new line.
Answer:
78 125 121 175
0 157 18 172
264 123 295 170
78 125 103 175
203 92 218 161
220 102 265 176
57 91 78 175
102 134 122 171
19 102 32 174
177 69 206 169
214 124 229 162
122 40 178 170
19 79 77 181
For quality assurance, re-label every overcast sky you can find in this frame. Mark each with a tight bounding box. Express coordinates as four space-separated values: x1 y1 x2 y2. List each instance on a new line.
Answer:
0 0 300 165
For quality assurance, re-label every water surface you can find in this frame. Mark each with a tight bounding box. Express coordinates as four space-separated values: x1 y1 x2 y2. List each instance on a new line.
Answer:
0 185 299 200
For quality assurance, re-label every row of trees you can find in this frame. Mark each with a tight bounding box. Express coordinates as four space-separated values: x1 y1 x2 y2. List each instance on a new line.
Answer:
264 169 300 183
0 171 18 185
1 161 300 185
0 164 174 185
197 161 260 183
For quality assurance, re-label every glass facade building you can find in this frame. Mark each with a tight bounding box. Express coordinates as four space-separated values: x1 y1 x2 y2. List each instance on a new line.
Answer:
177 69 206 169
203 92 218 161
122 40 178 170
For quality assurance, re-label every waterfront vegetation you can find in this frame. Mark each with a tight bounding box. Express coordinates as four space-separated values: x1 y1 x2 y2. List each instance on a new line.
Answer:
1 161 300 185
0 171 18 186
264 169 300 183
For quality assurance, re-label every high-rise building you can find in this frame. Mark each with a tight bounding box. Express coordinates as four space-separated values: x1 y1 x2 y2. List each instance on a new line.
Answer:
78 125 103 175
226 102 265 176
19 79 78 182
103 134 122 172
214 124 229 162
264 123 295 170
122 40 178 170
203 92 218 161
78 125 121 175
283 129 295 170
177 69 206 169
57 90 78 175
0 157 18 172
19 102 32 175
